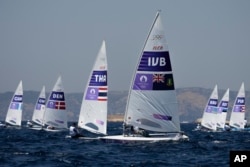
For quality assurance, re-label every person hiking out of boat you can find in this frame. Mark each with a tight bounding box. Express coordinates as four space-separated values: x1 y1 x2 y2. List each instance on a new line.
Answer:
27 120 33 127
47 126 55 130
69 122 84 138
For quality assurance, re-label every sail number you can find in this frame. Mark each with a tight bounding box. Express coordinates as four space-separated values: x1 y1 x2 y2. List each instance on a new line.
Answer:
14 96 22 101
94 75 106 82
52 93 64 100
209 100 217 105
38 98 46 104
221 102 228 107
237 98 245 104
148 57 166 66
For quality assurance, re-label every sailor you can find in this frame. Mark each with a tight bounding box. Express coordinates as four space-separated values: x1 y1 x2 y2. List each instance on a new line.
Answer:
27 120 33 127
196 123 201 130
47 126 55 130
69 123 84 138
0 121 6 128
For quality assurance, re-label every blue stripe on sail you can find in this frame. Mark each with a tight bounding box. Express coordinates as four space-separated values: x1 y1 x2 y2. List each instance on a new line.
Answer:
49 91 65 101
89 71 107 86
138 51 172 72
98 92 107 97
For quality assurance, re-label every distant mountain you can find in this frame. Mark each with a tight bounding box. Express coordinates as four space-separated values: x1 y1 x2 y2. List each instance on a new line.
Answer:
0 88 249 123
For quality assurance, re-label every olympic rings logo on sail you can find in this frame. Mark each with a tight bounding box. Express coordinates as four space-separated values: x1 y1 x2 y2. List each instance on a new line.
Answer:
152 35 164 40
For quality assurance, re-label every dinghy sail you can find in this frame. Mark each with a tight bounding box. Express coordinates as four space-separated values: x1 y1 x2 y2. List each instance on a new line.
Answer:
78 41 108 135
229 82 246 130
5 80 23 126
43 76 68 131
200 85 218 131
31 86 46 127
100 11 188 142
217 88 229 130
124 13 180 134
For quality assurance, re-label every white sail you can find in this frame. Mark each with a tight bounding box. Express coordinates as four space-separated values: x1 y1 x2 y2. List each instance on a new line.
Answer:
5 80 23 126
201 85 218 131
229 82 246 129
31 86 46 126
78 41 108 135
43 76 68 129
124 12 180 133
217 88 229 129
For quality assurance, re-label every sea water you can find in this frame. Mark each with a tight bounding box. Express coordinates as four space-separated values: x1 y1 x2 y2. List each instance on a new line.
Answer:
0 123 249 167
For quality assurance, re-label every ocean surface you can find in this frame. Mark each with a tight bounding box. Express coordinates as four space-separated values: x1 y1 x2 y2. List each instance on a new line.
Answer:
0 122 250 167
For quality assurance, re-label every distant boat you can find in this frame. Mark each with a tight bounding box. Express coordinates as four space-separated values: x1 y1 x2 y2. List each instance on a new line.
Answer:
28 86 46 130
199 85 218 131
100 11 188 142
229 82 246 130
77 40 108 135
43 76 68 132
217 88 229 130
4 80 23 127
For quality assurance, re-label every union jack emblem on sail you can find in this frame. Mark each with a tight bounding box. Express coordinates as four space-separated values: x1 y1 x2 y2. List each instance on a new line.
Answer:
153 74 164 83
98 87 107 101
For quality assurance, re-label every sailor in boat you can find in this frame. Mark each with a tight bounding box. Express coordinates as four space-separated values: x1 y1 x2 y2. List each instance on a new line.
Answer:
0 122 6 128
69 122 84 138
123 123 149 137
26 120 33 128
195 123 201 130
47 126 55 130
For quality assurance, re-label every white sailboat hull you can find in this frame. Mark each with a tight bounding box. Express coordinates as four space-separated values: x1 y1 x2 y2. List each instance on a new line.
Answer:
27 125 43 131
99 133 188 143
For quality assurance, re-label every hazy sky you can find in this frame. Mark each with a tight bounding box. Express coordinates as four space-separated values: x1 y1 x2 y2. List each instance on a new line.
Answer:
0 0 250 93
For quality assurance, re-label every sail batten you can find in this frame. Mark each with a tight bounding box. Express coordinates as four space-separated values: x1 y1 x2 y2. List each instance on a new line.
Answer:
78 40 108 135
124 11 180 133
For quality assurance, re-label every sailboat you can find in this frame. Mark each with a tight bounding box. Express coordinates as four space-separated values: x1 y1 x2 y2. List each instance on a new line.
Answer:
77 40 108 136
43 76 68 132
100 11 188 142
199 85 219 131
217 88 229 131
28 86 46 130
229 82 246 131
5 80 23 127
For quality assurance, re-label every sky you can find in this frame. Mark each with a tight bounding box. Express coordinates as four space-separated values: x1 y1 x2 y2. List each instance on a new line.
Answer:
0 0 250 93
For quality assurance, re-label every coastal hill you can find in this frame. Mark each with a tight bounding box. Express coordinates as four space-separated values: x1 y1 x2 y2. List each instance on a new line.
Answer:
0 88 249 123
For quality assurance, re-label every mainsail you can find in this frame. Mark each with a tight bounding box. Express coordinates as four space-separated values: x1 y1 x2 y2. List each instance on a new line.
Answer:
5 80 23 126
78 41 108 135
43 76 68 129
124 11 180 133
201 85 218 131
32 86 46 126
229 82 246 129
217 88 229 129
